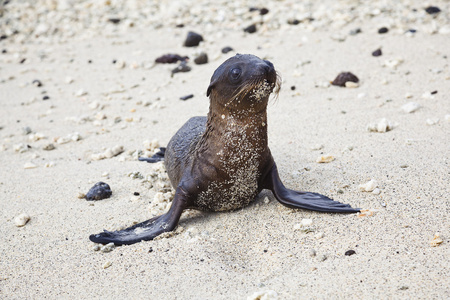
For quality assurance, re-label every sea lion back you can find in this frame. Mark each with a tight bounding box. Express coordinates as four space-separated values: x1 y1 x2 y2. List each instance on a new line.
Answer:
164 116 207 188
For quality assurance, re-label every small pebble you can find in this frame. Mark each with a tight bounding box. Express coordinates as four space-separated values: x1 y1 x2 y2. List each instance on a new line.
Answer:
247 290 277 300
14 213 30 227
108 18 121 24
100 242 115 253
309 249 317 257
194 52 208 65
42 143 55 151
378 27 389 34
171 61 191 75
287 19 301 25
244 24 257 33
359 179 378 192
349 28 361 35
155 54 188 64
367 118 395 133
315 232 324 239
426 118 439 125
425 6 441 14
77 192 86 199
430 232 443 247
221 47 233 54
134 192 140 196
32 79 42 87
103 261 112 269
345 81 359 88
85 182 112 201
402 102 421 113
24 162 37 169
318 254 327 262
345 250 356 256
42 95 50 100
259 8 269 15
180 94 194 101
331 72 359 87
316 155 335 163
372 188 381 195
22 126 32 135
372 49 382 57
183 31 203 47
92 244 101 251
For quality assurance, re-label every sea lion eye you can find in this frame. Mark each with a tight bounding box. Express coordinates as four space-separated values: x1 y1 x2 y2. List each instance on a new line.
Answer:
230 68 241 80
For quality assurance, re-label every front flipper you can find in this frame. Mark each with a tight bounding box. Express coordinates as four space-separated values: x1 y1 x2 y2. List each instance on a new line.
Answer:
263 163 360 213
138 147 166 163
89 185 189 245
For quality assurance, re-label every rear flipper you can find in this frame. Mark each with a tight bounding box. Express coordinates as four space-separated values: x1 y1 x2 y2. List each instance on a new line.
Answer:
138 147 166 163
263 163 360 213
89 185 188 245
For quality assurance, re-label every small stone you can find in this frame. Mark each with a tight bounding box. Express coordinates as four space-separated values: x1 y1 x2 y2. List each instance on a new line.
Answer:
244 24 257 33
263 197 270 204
316 155 335 163
367 118 395 133
22 126 32 135
372 49 382 57
287 19 301 25
309 249 317 257
426 118 439 125
75 89 87 97
259 8 269 15
108 18 121 24
349 28 361 35
43 95 50 100
359 179 378 192
43 143 55 151
372 188 381 195
171 61 191 75
425 6 441 14
345 250 356 256
85 182 112 201
77 192 86 199
24 162 37 169
318 254 327 262
103 261 112 269
32 79 42 87
180 94 194 101
221 47 233 54
401 102 420 113
14 213 30 227
155 54 188 64
315 232 324 239
345 81 359 88
92 244 101 251
378 27 389 34
430 232 443 247
384 58 403 69
331 72 359 87
100 242 115 253
399 286 409 291
183 31 203 47
194 52 208 65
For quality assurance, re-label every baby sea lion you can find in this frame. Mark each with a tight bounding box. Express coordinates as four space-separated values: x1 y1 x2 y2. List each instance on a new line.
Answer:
90 54 360 245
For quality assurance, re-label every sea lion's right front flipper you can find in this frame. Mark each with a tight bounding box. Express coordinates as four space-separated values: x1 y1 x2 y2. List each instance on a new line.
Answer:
263 163 360 213
89 184 190 245
138 147 166 163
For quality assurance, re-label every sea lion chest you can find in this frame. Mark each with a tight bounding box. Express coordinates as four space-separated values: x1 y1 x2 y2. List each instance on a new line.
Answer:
193 114 268 211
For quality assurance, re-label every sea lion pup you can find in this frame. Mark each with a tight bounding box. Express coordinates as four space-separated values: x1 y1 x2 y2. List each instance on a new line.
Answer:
90 54 360 245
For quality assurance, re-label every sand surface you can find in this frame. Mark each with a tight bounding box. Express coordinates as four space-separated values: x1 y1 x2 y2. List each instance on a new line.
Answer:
1 1 449 299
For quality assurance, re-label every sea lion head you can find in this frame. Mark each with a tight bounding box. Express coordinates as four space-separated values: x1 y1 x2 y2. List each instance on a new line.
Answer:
207 54 280 110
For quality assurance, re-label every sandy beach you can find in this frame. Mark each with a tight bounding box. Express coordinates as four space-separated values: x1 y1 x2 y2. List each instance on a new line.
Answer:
1 1 449 299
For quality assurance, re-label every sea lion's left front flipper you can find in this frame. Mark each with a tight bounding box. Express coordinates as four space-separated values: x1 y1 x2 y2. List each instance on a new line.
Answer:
89 185 190 245
263 163 360 213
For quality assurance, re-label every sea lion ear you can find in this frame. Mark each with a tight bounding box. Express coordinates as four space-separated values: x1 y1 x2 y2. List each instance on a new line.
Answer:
206 84 213 97
207 81 216 97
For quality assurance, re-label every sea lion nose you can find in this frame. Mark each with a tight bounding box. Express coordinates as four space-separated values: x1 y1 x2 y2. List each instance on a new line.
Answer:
262 60 275 74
